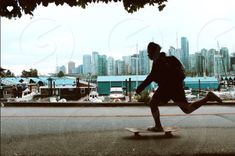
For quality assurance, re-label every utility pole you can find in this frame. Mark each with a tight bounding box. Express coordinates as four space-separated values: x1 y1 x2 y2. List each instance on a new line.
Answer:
136 43 138 89
129 78 131 102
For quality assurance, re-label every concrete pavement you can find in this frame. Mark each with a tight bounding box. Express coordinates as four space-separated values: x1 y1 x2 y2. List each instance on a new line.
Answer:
1 106 235 156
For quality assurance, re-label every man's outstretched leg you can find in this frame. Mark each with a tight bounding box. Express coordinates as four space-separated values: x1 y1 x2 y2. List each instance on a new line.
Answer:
177 91 222 114
148 98 164 132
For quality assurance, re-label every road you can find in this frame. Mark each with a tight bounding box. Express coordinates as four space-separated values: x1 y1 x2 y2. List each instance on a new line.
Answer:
1 106 235 156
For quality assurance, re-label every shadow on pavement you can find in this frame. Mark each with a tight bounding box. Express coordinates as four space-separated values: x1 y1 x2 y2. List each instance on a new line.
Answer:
122 134 181 140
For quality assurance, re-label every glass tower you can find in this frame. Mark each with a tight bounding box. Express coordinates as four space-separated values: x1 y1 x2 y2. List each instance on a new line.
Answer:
220 47 230 74
181 37 189 71
83 54 91 75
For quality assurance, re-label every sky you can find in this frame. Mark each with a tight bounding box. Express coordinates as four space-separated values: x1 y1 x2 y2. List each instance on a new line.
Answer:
1 0 235 75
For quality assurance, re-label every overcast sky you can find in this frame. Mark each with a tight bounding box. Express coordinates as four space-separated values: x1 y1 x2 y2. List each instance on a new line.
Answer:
2 0 235 75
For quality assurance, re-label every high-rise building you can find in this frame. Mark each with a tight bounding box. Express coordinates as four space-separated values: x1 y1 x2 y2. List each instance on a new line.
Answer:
220 47 230 74
130 54 139 75
214 54 224 77
116 60 125 75
83 54 91 75
107 57 115 75
189 54 196 75
77 65 83 74
200 48 208 76
122 56 131 75
138 50 150 75
92 52 99 75
230 53 235 72
168 46 181 61
195 52 204 76
181 37 189 71
207 49 216 76
98 55 107 76
68 61 75 74
72 68 77 74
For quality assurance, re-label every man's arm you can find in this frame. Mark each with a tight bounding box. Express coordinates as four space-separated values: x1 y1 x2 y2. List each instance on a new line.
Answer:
136 61 156 94
136 74 153 94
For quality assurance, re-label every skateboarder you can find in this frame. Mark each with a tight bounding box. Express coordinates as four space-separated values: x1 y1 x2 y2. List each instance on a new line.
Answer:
136 42 222 132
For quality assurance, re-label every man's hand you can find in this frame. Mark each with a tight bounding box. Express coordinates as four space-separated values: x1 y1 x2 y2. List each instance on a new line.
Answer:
135 87 142 95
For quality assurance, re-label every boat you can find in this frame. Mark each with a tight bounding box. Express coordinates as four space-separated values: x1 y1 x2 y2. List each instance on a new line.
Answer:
14 88 39 102
89 91 104 102
184 88 197 101
109 87 125 102
49 96 67 102
212 89 235 100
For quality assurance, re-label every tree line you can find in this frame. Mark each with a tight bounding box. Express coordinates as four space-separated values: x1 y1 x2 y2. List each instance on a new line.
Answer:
0 68 65 77
0 68 38 77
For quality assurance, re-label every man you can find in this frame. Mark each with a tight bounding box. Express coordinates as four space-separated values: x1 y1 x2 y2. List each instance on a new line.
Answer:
136 42 222 132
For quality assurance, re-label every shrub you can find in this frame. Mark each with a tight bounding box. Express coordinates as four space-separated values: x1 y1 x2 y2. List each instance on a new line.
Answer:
135 90 150 103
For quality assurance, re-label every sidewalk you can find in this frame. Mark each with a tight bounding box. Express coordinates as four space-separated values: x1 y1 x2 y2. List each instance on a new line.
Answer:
1 106 235 156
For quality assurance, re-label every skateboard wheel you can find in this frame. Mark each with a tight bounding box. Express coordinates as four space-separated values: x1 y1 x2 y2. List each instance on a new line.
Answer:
165 131 173 137
134 132 139 136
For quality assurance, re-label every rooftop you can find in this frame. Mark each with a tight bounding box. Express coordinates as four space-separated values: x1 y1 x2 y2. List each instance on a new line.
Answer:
1 77 95 86
97 75 147 82
97 75 219 82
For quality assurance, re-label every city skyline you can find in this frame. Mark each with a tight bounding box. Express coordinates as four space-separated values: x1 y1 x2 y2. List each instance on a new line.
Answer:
3 41 234 76
56 41 234 78
2 0 235 75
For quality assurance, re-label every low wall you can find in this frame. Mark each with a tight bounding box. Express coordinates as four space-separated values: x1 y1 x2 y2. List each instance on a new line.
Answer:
1 101 235 107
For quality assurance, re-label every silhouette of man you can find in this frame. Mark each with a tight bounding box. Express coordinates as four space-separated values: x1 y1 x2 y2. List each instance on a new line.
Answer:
136 42 222 132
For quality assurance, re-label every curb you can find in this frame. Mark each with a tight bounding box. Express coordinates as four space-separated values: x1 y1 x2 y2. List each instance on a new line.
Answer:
1 101 235 107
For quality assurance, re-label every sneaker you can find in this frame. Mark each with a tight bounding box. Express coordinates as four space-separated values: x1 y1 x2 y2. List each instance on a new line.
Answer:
147 126 164 132
207 92 222 103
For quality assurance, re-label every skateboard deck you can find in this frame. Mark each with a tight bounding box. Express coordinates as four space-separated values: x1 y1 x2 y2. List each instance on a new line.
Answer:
125 127 179 136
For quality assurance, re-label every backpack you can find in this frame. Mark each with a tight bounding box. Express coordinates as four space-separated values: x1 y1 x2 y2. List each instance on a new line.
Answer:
164 56 186 82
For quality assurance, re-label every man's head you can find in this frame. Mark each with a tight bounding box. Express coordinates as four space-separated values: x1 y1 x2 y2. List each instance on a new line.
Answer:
147 42 161 60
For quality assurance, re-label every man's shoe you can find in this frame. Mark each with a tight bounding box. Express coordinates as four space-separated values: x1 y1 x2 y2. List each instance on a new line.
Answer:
207 92 222 104
147 126 164 132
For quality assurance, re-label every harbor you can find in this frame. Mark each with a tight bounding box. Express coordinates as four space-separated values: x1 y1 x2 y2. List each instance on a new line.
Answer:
1 75 235 105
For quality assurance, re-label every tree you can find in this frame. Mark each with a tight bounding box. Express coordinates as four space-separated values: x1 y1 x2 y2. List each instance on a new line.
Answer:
0 70 15 77
0 0 167 19
21 70 28 77
30 68 38 77
21 68 38 77
57 71 65 77
6 70 15 77
185 71 197 77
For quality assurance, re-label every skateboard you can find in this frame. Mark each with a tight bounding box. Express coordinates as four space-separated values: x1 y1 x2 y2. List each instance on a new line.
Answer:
125 127 179 137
